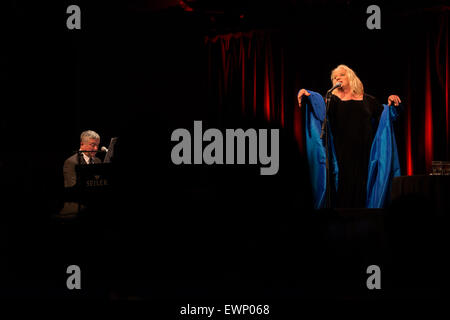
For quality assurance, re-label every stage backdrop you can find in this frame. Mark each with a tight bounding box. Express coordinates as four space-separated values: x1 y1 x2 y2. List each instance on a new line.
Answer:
205 6 450 176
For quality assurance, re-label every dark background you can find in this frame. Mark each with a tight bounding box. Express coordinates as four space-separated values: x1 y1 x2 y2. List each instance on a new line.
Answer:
0 0 448 301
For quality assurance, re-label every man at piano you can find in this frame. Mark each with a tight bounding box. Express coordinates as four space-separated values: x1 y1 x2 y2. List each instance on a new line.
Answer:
59 130 102 217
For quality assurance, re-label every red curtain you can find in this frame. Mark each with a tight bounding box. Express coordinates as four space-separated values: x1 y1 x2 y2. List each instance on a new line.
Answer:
205 9 449 175
206 31 285 124
205 30 303 152
405 9 449 174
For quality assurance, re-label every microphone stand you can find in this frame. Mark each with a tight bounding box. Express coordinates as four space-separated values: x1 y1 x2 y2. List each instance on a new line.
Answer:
320 90 334 209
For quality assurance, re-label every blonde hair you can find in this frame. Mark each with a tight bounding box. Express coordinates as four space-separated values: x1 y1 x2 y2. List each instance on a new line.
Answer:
331 64 364 97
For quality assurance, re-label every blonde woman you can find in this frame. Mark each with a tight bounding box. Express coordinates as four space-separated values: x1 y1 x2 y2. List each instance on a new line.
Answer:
297 65 401 208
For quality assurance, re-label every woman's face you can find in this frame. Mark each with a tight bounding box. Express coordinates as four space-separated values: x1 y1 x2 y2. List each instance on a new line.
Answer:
332 67 349 88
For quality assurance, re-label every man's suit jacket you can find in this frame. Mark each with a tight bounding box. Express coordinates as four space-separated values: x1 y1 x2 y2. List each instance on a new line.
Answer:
63 153 102 188
59 153 101 217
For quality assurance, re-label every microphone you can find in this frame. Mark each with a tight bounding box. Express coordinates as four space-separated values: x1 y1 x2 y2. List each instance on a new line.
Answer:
320 82 342 140
101 146 108 152
327 82 342 94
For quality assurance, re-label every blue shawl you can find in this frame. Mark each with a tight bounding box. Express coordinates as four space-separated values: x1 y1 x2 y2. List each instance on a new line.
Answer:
303 90 401 209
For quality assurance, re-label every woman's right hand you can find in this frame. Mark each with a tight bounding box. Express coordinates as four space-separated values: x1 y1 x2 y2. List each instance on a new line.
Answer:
297 89 311 108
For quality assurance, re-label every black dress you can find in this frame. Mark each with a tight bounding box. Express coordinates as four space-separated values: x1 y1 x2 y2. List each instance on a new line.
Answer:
328 94 383 208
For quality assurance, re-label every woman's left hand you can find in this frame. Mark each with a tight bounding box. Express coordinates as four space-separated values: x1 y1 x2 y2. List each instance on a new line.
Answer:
388 95 402 107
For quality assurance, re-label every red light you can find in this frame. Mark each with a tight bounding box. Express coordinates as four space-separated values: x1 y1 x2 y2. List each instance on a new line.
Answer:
425 43 434 173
